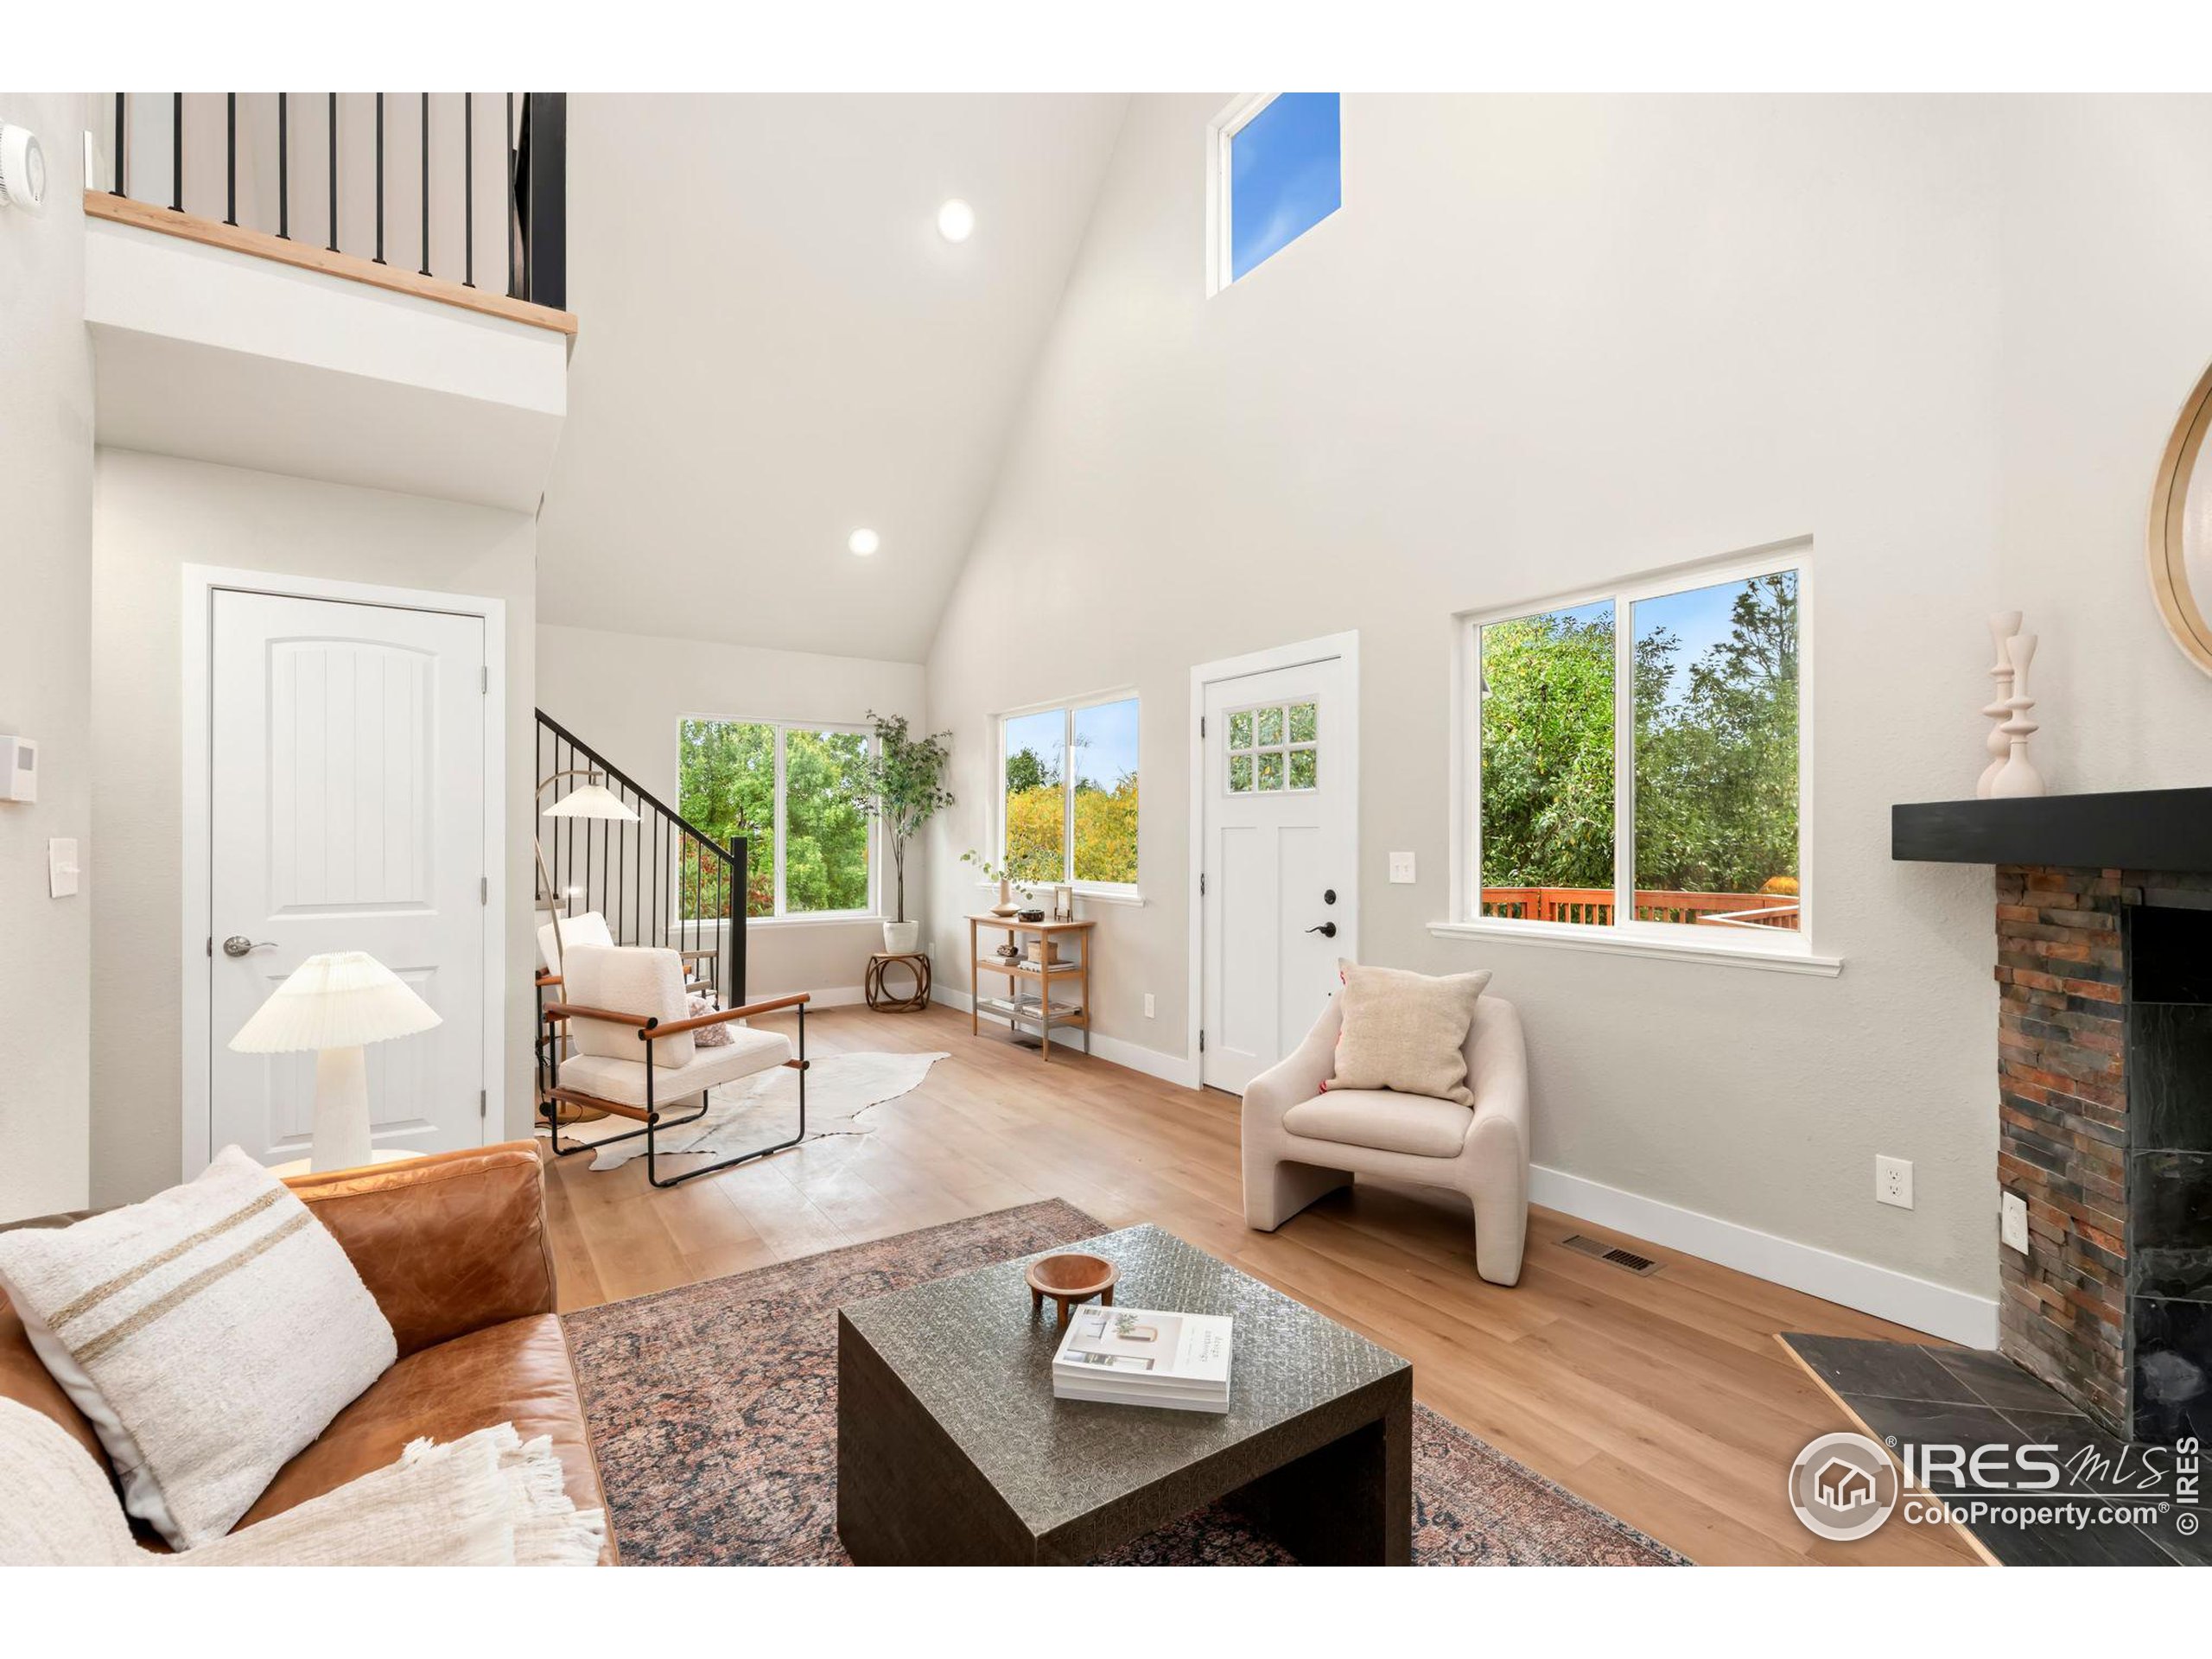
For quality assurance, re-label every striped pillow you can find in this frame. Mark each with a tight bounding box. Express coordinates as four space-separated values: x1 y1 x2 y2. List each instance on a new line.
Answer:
0 1147 395 1550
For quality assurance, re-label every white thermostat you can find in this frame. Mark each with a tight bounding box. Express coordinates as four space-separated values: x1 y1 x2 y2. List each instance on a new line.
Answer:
0 121 48 215
0 736 38 802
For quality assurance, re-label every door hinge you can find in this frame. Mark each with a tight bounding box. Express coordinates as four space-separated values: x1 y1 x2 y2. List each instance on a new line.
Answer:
205 935 212 958
480 1088 487 1120
481 665 489 694
1199 872 1206 897
480 875 488 905
1199 1029 1206 1053
1200 715 1206 739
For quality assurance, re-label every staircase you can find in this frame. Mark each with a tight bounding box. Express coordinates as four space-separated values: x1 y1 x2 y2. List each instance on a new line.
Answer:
534 709 750 1005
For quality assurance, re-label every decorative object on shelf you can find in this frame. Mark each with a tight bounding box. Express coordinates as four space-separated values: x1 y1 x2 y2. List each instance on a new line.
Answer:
228 950 442 1172
2147 355 2212 678
1026 1251 1119 1325
1989 631 2046 798
1018 907 1046 923
961 849 1032 916
996 941 1022 962
1052 884 1074 923
864 950 931 1013
1977 610 2024 798
853 711 953 956
537 770 640 968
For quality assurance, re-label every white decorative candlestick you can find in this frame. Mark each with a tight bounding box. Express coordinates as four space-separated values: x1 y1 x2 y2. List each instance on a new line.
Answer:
1989 632 2045 798
1977 610 2023 798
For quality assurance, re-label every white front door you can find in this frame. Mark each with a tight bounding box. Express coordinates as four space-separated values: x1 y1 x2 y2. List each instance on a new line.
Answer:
206 590 488 1167
1199 652 1357 1093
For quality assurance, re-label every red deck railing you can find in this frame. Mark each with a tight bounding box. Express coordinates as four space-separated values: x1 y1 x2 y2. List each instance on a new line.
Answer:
1479 887 1800 930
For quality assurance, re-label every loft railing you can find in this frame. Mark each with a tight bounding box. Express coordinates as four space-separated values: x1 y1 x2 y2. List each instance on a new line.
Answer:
535 709 749 1006
1479 887 1802 930
92 92 566 315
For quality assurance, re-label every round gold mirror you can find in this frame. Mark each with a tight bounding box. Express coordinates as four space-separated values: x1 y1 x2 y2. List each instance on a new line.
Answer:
2149 359 2212 677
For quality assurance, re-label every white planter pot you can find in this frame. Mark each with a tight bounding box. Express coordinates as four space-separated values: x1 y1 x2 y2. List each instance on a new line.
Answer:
882 920 920 954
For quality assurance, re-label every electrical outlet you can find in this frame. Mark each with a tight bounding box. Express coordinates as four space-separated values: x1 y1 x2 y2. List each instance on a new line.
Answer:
1389 851 1416 884
1875 1155 1914 1211
1144 993 1155 1018
2001 1192 2030 1253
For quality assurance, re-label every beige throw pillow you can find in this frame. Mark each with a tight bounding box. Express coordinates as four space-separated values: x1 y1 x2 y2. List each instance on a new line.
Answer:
1325 961 1492 1107
0 1147 395 1550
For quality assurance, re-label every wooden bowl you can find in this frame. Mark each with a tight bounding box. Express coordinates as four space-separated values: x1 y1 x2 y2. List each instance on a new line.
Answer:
1026 1252 1119 1324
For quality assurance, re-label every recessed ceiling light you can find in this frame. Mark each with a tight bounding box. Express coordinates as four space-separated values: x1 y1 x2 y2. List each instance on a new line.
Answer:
848 528 880 556
937 199 975 243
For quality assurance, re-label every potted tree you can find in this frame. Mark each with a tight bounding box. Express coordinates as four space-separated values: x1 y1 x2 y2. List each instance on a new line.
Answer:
854 711 954 955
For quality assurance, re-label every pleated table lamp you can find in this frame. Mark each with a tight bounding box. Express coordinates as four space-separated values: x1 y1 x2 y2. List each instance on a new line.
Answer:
229 951 442 1173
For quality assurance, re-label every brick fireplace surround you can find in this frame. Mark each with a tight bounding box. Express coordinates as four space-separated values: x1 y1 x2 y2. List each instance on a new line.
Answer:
1996 864 2212 1440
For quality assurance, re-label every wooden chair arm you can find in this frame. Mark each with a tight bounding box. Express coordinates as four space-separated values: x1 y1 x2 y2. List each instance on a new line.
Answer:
537 971 562 988
540 1001 653 1027
643 991 812 1040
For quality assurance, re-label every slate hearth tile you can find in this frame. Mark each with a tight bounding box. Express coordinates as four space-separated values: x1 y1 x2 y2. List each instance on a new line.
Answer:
2141 1510 2212 1567
2129 1004 2212 1153
1786 1335 1977 1403
2133 1297 2212 1445
1961 1505 2179 1567
1932 1347 2087 1415
2128 906 2212 1007
1838 1394 2014 1492
2130 1152 2212 1301
1994 1413 2169 1501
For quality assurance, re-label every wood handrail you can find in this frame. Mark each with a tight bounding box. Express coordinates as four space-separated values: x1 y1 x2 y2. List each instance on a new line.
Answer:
85 190 578 336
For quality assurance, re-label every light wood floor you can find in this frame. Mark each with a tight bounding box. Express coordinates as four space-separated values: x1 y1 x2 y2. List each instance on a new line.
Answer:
542 1004 1980 1567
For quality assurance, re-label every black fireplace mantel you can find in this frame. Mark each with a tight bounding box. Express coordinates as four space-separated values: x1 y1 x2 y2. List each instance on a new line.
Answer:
1891 786 2212 869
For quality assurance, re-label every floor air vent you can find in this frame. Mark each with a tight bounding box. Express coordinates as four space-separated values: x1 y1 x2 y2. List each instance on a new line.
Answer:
1560 1234 1661 1276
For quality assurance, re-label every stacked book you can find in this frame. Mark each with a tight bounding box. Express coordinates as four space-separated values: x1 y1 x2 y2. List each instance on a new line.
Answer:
1052 1303 1232 1414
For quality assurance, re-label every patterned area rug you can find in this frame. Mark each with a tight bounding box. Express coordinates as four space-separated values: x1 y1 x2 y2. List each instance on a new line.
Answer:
563 1199 1686 1566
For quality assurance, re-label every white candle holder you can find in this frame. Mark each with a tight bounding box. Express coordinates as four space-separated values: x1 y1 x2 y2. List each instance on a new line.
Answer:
1977 610 2022 798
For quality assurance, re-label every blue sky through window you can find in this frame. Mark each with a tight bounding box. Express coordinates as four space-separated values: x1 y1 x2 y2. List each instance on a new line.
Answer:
1636 579 1758 709
1073 698 1140 789
1004 709 1065 783
1230 93 1341 282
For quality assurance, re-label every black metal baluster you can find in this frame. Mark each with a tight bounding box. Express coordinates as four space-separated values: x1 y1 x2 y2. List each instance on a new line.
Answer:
732 838 747 1007
419 93 430 277
112 93 125 197
463 93 474 288
277 93 289 238
505 92 516 298
327 93 338 251
170 94 181 211
374 94 385 264
225 94 236 225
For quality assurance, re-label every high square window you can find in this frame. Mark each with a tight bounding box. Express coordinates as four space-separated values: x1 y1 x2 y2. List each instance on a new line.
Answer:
677 717 874 920
1211 93 1342 290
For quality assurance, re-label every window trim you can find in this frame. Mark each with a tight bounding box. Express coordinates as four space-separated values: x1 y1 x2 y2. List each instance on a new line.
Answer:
1446 540 1821 964
993 688 1141 899
674 714 880 924
1205 92 1342 296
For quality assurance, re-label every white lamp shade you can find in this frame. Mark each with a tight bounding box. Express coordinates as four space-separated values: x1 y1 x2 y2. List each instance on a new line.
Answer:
228 950 442 1054
542 781 639 822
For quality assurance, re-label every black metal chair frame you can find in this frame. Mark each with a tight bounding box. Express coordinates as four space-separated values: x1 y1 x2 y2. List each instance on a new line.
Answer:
540 990 809 1189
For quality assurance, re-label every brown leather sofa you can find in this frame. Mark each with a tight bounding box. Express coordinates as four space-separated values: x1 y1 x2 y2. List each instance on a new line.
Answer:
0 1142 616 1562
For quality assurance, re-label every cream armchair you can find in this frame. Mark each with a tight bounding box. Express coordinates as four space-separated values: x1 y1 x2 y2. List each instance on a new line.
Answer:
1241 994 1530 1286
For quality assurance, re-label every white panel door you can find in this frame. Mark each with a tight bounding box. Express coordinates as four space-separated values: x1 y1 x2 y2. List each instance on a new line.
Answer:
1200 655 1355 1093
207 591 487 1166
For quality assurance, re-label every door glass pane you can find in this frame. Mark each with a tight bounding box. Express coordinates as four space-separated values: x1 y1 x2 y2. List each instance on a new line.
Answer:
1256 751 1284 791
1228 753 1254 792
677 718 775 918
1228 709 1254 751
1003 709 1066 884
1632 571 1800 931
1288 748 1318 791
784 728 871 913
1255 706 1284 747
1477 601 1615 926
1071 698 1140 885
1287 701 1318 743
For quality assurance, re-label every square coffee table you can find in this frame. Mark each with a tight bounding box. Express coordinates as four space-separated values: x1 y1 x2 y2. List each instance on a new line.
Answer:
836 1223 1412 1565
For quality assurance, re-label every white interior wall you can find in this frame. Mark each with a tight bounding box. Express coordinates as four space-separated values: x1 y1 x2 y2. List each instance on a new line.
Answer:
920 94 2212 1331
0 93 94 1223
536 624 929 1001
90 450 539 1206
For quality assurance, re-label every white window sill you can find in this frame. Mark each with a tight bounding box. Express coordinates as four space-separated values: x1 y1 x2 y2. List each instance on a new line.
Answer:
971 882 1146 907
1426 918 1843 977
694 913 888 931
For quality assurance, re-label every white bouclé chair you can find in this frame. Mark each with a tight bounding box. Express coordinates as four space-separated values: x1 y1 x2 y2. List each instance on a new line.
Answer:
1240 994 1531 1285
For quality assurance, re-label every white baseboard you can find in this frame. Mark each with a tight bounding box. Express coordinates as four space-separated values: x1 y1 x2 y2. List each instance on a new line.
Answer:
931 988 1201 1088
1529 1165 1999 1350
760 984 865 1011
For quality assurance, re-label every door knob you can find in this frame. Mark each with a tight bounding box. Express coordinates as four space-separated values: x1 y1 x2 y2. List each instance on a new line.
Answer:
1323 888 1337 906
1306 921 1338 938
222 935 276 957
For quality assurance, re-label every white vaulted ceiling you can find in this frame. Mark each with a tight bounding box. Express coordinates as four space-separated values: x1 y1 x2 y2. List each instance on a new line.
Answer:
536 94 1129 662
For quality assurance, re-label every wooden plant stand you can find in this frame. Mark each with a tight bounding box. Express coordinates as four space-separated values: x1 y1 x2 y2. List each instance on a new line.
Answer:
865 951 932 1012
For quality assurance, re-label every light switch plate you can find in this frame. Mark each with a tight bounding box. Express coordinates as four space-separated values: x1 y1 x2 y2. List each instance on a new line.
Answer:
2001 1192 2030 1253
1389 851 1416 884
48 837 79 898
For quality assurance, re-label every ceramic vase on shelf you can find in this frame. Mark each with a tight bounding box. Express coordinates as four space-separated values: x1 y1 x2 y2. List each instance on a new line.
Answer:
992 878 1021 918
1977 609 2024 798
1988 631 2047 798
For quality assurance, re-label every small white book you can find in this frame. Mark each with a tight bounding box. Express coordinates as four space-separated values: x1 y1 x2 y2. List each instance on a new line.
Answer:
1052 1304 1232 1413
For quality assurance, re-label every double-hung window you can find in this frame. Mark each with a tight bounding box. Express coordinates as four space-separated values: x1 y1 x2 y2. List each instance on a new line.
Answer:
677 717 874 920
997 695 1140 894
1458 548 1812 958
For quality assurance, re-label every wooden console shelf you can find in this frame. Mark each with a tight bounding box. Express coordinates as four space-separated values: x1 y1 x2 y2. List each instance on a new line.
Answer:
968 913 1095 1059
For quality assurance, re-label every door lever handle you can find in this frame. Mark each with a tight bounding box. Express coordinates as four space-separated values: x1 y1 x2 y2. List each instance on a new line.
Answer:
222 936 277 957
1306 922 1338 938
